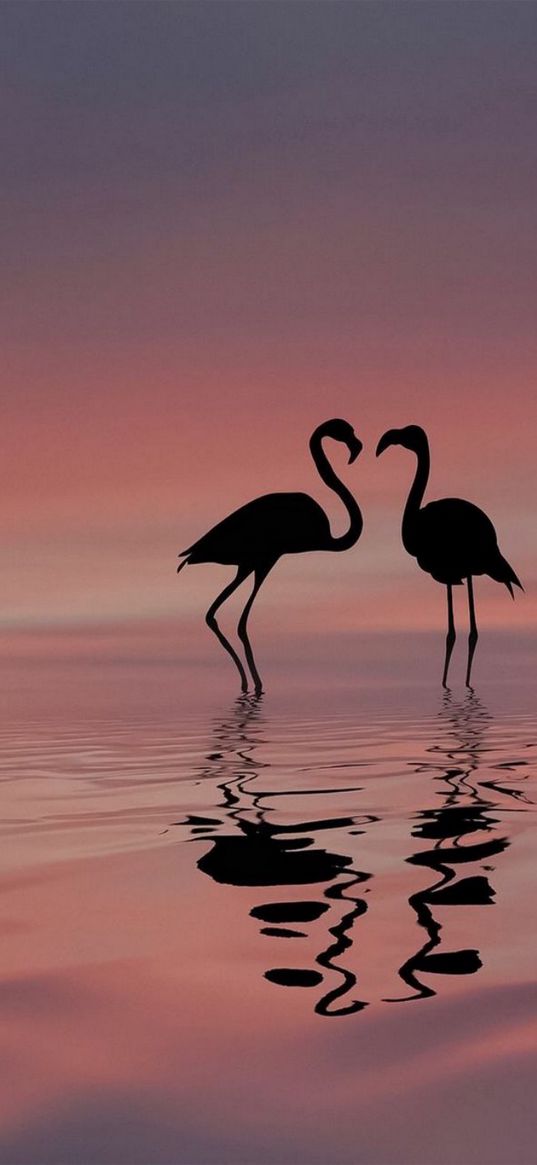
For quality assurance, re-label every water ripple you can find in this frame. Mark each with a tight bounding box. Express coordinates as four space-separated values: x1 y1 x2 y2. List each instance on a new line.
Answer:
0 691 535 1017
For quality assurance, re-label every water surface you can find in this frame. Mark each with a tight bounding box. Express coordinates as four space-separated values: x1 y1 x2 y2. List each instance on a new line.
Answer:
0 643 535 1163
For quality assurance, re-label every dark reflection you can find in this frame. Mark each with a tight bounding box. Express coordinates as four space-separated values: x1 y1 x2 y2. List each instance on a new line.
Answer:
177 694 374 1016
251 902 328 924
175 690 529 1016
389 690 516 1002
265 968 324 988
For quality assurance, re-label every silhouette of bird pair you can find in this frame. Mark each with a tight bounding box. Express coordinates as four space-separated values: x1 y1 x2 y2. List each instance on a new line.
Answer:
178 420 522 693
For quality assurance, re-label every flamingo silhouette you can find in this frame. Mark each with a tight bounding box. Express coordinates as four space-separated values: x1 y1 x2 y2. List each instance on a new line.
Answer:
178 419 363 694
376 425 522 687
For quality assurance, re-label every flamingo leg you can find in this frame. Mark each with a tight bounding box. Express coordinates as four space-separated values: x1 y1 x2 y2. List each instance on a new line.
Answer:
466 575 478 689
442 584 456 688
206 567 251 692
237 564 273 695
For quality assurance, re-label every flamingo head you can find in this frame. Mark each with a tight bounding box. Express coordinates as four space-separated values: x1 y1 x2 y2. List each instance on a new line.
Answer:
321 419 363 463
376 425 427 457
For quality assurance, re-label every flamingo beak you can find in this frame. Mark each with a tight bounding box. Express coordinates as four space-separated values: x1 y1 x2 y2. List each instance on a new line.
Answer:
348 436 363 464
376 429 400 457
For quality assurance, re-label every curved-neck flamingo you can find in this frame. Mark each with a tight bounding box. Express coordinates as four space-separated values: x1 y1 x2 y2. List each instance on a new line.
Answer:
178 418 363 694
376 425 522 687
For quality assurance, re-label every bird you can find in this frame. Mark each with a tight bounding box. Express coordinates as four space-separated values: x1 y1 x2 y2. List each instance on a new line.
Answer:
178 418 363 694
376 424 522 688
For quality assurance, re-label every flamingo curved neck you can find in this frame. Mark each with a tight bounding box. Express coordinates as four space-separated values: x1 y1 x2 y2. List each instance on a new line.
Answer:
402 439 430 554
309 432 363 551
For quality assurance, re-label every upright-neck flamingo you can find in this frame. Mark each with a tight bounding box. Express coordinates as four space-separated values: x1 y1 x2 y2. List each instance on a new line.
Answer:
178 419 363 694
376 425 522 687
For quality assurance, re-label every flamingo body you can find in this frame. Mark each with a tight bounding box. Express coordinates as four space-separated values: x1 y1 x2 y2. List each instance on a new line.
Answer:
180 492 333 568
413 498 519 591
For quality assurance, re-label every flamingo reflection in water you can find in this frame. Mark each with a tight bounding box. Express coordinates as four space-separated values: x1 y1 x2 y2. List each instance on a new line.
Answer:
176 695 375 1017
389 690 529 1003
174 692 528 1015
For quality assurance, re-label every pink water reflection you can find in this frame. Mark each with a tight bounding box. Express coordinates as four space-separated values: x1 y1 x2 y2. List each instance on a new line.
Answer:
0 652 535 1163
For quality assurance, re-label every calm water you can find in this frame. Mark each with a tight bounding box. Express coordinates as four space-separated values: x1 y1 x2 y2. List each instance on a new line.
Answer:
0 643 536 1164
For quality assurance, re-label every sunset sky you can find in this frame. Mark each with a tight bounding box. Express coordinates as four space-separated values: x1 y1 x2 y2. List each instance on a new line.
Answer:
2 2 536 641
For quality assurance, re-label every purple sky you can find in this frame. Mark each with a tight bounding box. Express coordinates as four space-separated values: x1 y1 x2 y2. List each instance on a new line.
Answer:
2 2 536 632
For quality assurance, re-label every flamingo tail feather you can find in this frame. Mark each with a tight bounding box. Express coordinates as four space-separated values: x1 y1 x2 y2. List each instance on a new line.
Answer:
490 553 523 599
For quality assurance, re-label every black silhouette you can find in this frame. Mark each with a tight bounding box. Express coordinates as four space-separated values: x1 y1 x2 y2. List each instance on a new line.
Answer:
176 695 373 1017
376 425 522 686
178 420 363 693
390 691 515 1002
173 691 530 1015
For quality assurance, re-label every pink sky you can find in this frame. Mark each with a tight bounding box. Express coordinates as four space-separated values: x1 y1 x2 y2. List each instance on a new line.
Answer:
2 4 536 636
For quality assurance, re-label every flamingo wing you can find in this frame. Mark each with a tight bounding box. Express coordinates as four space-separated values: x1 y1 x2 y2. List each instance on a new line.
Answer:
179 492 331 567
416 498 499 583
